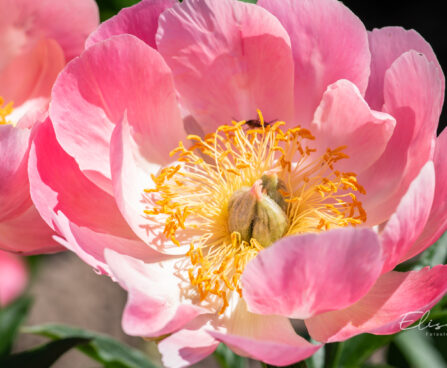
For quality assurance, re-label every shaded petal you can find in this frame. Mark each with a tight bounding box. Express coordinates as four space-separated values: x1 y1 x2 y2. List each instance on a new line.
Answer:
402 129 447 261
305 266 447 342
156 0 294 131
366 27 443 110
241 228 382 319
259 0 371 126
86 0 175 49
29 119 135 239
0 125 31 221
311 79 395 173
0 205 61 255
0 250 28 306
105 250 207 337
110 118 188 255
359 51 444 225
210 300 321 366
50 34 185 184
158 315 219 368
380 162 435 273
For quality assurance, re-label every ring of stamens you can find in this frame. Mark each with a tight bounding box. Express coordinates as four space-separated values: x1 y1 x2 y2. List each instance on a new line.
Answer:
144 110 366 313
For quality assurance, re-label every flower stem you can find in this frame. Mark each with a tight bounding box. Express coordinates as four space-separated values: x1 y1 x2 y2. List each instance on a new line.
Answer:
324 342 343 368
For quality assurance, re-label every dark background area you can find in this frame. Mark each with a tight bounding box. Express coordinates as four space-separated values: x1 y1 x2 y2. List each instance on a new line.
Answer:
343 0 447 133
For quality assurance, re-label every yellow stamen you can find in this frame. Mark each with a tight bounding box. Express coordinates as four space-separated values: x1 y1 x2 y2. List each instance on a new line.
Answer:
0 97 14 126
144 110 366 313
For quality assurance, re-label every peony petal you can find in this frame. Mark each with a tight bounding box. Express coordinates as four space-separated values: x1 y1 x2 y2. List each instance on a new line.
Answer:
0 124 31 221
259 0 371 126
0 250 28 306
311 79 395 173
50 34 185 184
306 266 447 342
366 27 443 111
359 51 444 225
156 0 294 132
86 0 175 49
105 250 206 337
0 0 99 63
158 315 219 368
0 205 62 255
51 212 165 275
380 162 435 273
110 118 188 255
29 119 136 239
210 300 321 366
402 129 447 261
241 228 382 319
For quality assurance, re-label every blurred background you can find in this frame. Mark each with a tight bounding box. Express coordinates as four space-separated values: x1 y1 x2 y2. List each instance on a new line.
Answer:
2 1 447 367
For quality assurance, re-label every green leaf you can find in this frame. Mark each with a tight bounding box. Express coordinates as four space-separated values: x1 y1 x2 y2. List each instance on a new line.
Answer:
414 231 447 270
214 343 247 368
0 296 32 356
23 323 157 368
239 0 257 3
393 329 446 368
338 333 394 368
0 337 90 368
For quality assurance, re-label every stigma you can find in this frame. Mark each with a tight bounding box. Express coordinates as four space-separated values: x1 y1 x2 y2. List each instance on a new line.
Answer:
0 97 14 126
144 110 366 313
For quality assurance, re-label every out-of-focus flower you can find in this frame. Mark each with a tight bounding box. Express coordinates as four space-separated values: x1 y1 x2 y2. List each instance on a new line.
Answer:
0 0 99 254
0 250 27 306
29 0 447 366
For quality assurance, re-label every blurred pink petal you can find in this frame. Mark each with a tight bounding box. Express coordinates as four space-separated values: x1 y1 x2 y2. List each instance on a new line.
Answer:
0 250 27 306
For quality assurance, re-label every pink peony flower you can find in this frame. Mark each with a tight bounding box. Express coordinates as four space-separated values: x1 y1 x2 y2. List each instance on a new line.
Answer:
29 0 447 366
0 250 27 306
0 0 99 254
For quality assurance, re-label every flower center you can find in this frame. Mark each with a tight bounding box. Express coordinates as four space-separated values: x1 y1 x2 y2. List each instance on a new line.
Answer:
144 110 366 313
0 97 14 126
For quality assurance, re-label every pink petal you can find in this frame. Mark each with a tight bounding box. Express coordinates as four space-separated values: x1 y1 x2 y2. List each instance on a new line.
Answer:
0 250 28 306
359 51 444 225
241 228 382 319
0 205 62 255
105 250 206 338
366 27 444 111
311 79 395 173
209 300 321 366
86 0 175 49
0 125 31 221
0 38 65 110
380 162 435 273
110 118 188 255
305 266 447 342
29 119 135 239
50 34 184 184
402 129 447 261
0 0 99 63
158 316 219 368
156 0 294 132
259 0 371 126
52 212 165 274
